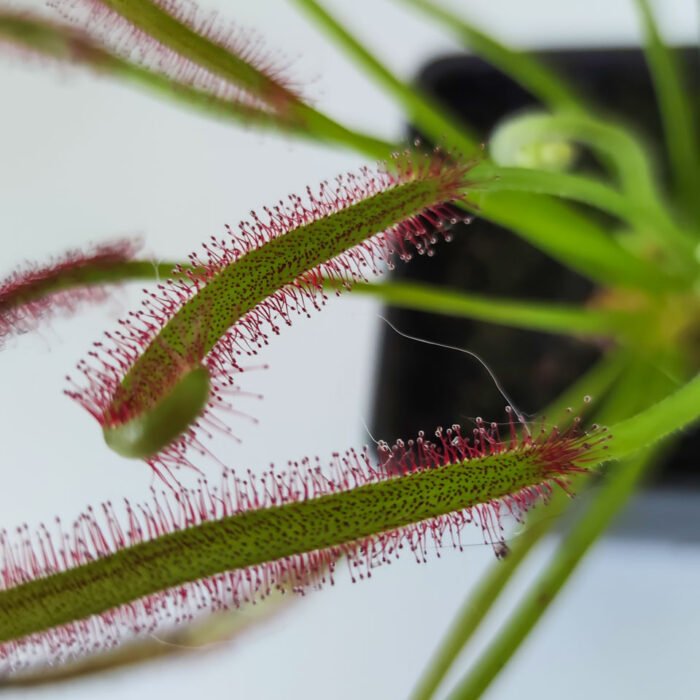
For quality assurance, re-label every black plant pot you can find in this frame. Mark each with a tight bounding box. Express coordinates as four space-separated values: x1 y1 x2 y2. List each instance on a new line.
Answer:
371 47 700 488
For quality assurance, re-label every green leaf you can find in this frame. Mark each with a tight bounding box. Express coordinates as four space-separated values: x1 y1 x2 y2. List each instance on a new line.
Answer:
0 426 602 647
489 112 660 200
343 279 630 336
605 373 700 461
473 191 677 290
401 0 586 113
473 164 687 252
486 112 695 265
290 1 684 288
634 0 700 223
0 13 309 133
62 0 394 157
293 0 478 155
70 156 469 462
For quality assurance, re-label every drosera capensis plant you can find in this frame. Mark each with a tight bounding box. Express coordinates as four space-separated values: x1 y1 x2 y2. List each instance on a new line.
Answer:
0 0 698 696
3 366 700 675
51 0 307 116
0 239 145 348
66 154 472 478
0 412 609 668
0 10 301 133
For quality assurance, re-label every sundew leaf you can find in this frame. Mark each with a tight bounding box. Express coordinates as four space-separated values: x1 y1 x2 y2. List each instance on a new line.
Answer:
1 587 291 686
0 415 608 671
51 0 389 153
51 0 303 110
291 0 681 291
67 154 473 475
0 239 145 348
6 366 700 672
0 12 312 132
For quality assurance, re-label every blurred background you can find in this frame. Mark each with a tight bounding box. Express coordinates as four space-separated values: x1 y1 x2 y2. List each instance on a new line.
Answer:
0 0 698 698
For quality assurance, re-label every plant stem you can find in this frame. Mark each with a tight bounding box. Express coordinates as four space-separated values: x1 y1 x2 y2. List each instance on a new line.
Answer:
410 518 545 700
31 260 183 293
401 0 586 113
0 260 186 317
606 374 700 460
293 0 478 156
473 165 692 261
440 357 676 700
634 0 700 224
446 447 660 700
406 0 700 233
474 191 678 292
408 351 628 700
344 279 630 337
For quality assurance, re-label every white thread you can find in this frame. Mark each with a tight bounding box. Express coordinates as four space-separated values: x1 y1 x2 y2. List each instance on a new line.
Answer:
359 414 381 446
378 315 531 435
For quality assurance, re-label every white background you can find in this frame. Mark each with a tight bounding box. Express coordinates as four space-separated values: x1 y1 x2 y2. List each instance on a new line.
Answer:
1 0 699 698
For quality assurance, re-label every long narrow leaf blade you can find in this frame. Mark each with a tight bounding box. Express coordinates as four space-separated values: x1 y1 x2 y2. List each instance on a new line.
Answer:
634 0 700 221
402 0 586 113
